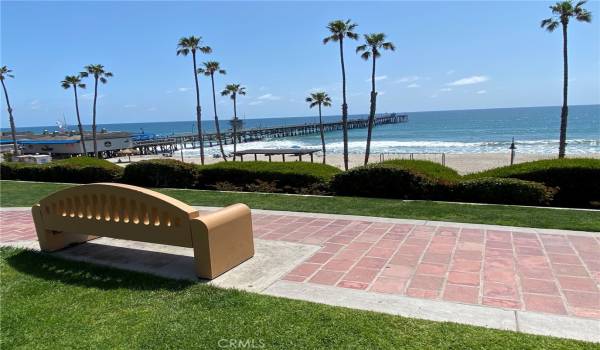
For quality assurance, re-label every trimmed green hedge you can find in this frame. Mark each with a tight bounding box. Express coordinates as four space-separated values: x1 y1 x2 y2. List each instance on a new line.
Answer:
0 157 122 183
121 160 340 194
331 163 446 200
122 159 198 188
453 178 555 206
467 158 600 208
198 161 340 193
1 156 596 208
379 159 461 182
331 162 555 206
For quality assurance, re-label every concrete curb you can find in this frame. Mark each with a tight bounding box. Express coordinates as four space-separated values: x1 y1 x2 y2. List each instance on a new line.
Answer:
264 280 600 342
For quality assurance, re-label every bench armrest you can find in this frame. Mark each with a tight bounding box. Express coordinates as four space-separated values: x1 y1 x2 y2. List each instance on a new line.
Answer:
190 204 254 279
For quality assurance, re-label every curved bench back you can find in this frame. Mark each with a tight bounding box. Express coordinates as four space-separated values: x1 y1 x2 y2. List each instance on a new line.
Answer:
37 183 199 247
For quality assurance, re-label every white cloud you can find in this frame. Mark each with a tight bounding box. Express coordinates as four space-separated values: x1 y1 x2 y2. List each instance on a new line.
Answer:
366 75 388 82
476 90 487 94
446 75 489 86
257 93 281 101
249 101 263 106
147 107 157 112
165 90 174 94
395 75 420 83
406 83 420 88
123 104 137 108
178 87 191 92
446 70 455 75
30 99 41 110
440 87 452 92
378 91 386 96
259 86 268 91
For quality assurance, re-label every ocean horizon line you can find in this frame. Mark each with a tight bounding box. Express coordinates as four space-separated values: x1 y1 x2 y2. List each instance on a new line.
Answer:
3 103 598 130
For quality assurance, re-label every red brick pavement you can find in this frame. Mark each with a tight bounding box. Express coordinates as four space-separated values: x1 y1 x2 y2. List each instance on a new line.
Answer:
2 209 599 319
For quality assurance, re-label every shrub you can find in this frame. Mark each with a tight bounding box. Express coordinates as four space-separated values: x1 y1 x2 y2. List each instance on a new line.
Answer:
0 156 122 183
122 159 198 188
467 158 600 208
197 161 340 194
331 163 447 200
379 160 461 183
453 178 555 206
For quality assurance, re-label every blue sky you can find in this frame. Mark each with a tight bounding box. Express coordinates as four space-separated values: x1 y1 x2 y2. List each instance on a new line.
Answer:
1 1 599 127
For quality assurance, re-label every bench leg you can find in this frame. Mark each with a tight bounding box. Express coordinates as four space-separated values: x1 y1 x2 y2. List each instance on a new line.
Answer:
32 205 96 252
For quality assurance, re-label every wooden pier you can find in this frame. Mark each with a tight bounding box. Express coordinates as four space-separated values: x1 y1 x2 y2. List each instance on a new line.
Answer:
133 113 407 155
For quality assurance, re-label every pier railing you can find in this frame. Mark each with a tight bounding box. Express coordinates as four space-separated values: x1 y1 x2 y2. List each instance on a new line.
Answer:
133 114 408 155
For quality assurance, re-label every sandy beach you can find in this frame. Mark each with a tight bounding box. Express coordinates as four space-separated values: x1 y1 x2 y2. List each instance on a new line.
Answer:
108 151 600 175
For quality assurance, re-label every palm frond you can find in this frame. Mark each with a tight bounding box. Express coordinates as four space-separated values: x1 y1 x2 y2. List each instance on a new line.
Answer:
382 42 396 51
541 18 560 31
575 9 592 22
78 83 86 89
360 51 370 60
356 44 367 53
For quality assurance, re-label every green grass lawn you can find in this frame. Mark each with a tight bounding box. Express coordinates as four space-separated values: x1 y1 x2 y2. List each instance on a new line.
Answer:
0 181 600 231
1 180 599 231
1 248 595 349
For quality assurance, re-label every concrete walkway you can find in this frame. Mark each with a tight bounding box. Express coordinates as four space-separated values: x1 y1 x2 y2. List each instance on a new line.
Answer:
1 207 598 342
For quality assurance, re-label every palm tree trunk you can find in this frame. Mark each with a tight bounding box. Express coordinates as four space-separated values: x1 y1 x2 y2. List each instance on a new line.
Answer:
192 51 205 165
232 94 237 161
73 85 87 154
92 76 99 158
558 23 569 159
339 39 349 170
210 74 227 161
318 103 326 164
364 52 377 166
1 79 18 155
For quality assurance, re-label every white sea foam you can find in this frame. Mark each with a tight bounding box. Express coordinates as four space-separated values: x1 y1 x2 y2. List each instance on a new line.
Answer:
183 137 599 156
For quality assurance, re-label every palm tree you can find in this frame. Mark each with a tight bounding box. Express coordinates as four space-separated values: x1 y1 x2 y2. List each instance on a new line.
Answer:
356 33 395 165
221 84 246 161
177 36 212 165
306 92 332 164
80 64 113 158
0 66 18 155
61 75 88 154
198 61 227 161
541 0 592 158
323 19 359 170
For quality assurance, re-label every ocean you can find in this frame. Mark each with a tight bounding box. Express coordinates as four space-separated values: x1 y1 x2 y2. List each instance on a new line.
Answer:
5 105 600 155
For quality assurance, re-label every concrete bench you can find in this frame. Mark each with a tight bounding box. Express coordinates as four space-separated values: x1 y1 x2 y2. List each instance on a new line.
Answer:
31 183 254 279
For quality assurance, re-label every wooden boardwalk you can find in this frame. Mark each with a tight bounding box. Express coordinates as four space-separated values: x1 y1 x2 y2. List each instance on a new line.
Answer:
134 113 408 154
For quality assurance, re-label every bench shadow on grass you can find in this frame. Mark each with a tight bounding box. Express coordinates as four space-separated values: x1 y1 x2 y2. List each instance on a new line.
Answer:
3 247 197 292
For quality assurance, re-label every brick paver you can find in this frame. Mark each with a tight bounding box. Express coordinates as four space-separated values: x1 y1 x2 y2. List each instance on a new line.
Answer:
2 209 599 319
